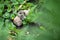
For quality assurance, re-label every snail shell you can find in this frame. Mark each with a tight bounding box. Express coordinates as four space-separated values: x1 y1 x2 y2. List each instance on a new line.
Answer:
13 16 22 27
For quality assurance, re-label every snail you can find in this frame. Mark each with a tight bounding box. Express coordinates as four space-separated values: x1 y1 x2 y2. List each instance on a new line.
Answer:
13 10 30 28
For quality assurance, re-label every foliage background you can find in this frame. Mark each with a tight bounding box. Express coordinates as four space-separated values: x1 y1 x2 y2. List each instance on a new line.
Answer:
0 0 60 40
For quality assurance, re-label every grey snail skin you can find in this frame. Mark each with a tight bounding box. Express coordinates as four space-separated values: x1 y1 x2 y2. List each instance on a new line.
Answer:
13 10 29 28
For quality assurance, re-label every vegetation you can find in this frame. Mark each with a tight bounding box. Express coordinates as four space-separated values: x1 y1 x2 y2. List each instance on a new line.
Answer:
0 0 60 40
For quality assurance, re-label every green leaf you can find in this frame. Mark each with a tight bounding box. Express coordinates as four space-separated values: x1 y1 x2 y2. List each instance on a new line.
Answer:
5 19 15 30
10 13 16 19
3 12 10 18
0 9 3 16
0 29 9 40
11 0 17 3
16 25 42 40
18 0 24 4
0 19 9 40
0 18 4 29
34 0 60 40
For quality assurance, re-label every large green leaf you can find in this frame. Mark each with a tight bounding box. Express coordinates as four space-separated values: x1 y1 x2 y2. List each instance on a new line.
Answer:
16 25 42 40
35 0 60 40
0 19 9 40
